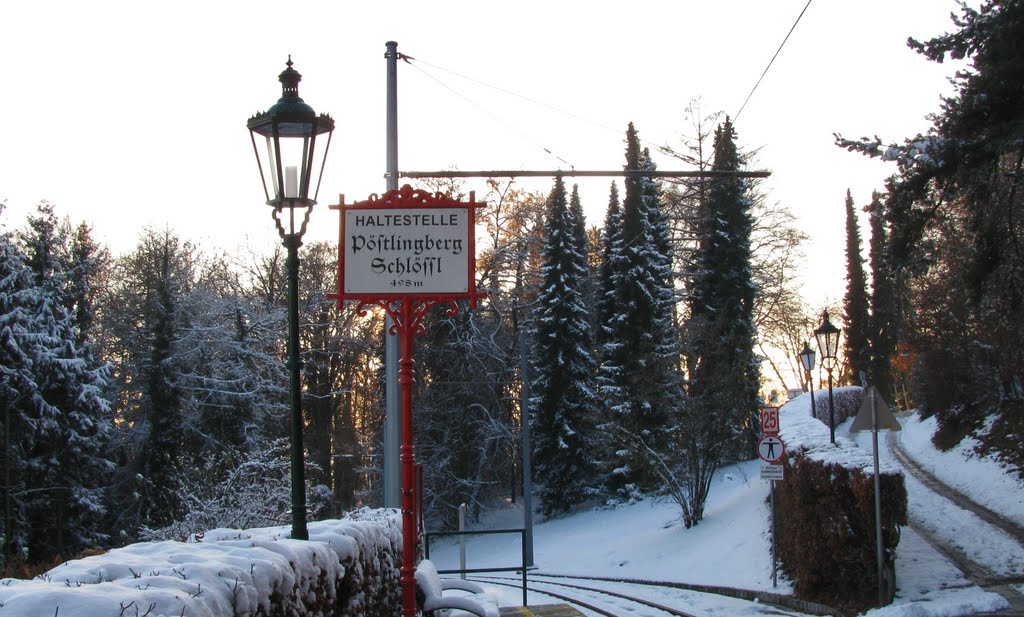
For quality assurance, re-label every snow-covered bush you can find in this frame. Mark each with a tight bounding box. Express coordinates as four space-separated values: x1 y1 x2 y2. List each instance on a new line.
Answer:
0 509 402 617
138 440 335 543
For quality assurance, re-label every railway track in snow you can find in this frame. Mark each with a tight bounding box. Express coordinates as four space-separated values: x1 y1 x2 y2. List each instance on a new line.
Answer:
472 574 697 616
471 573 831 616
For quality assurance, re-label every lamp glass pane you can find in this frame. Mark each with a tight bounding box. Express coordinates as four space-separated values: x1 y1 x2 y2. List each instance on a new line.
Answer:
276 136 311 200
800 348 815 371
264 135 280 199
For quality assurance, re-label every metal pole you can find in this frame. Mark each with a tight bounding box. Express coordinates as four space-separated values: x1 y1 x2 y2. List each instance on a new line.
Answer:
519 328 535 568
285 233 309 540
459 503 467 580
770 480 777 588
383 40 401 510
827 367 836 444
398 303 418 617
871 388 885 605
808 369 817 420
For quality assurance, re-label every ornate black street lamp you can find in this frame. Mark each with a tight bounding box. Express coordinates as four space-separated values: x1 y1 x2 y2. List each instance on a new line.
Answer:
247 57 334 540
799 340 817 420
814 311 841 444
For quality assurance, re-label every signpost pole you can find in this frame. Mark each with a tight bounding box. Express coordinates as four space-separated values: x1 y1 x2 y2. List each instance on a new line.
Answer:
871 389 884 606
759 406 783 589
398 302 418 617
331 186 485 617
850 385 901 606
770 480 777 588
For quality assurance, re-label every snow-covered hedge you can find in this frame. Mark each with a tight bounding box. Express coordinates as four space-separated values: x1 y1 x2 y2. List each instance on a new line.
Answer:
804 386 862 428
0 508 402 617
773 390 907 612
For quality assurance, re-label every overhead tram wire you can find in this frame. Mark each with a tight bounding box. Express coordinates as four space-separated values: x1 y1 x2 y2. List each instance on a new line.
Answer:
402 55 576 170
733 0 815 122
407 56 625 138
403 55 675 165
401 170 770 179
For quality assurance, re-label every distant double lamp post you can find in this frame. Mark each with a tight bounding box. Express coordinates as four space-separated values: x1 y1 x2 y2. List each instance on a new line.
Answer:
246 57 335 540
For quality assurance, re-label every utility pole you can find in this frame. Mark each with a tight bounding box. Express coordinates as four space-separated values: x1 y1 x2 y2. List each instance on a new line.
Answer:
383 40 401 509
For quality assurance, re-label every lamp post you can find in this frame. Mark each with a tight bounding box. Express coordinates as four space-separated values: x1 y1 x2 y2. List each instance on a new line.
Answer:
814 311 841 445
247 57 334 540
799 341 817 420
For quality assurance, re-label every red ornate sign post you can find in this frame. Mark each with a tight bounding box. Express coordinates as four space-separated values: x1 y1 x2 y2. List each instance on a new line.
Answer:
330 184 485 617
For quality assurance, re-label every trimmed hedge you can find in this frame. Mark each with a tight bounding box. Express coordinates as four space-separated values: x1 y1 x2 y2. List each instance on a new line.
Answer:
774 391 907 613
774 455 906 611
807 387 863 427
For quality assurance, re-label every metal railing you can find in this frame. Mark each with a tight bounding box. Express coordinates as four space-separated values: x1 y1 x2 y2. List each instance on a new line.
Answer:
423 528 528 607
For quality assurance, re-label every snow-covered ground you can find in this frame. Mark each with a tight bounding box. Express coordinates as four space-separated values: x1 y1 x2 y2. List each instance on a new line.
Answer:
430 393 1023 616
2 392 1020 616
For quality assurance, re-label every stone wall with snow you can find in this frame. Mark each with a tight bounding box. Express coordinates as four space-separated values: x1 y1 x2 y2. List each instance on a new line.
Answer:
0 508 402 617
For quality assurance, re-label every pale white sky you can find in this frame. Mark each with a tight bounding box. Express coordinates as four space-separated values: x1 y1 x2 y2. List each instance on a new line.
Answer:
0 0 965 305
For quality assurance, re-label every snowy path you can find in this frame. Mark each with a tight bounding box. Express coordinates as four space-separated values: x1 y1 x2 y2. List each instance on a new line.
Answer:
890 434 1024 548
848 423 1024 614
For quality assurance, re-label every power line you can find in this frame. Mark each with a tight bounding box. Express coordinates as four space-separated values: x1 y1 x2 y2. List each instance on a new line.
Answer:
734 0 815 122
401 169 770 179
403 55 672 162
408 56 624 139
402 57 576 169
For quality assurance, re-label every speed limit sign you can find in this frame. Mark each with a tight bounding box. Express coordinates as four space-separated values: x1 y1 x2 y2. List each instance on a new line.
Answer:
760 406 780 435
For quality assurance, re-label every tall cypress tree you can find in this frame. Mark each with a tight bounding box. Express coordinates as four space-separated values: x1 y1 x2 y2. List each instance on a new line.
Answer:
843 189 871 385
867 191 897 402
685 117 760 463
531 176 598 515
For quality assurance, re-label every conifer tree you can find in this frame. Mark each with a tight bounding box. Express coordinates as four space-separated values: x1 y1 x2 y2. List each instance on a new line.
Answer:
866 192 897 402
531 176 598 515
596 182 624 356
599 124 681 493
0 216 45 562
837 0 1024 455
106 229 199 528
595 182 630 491
568 184 588 258
67 222 109 348
843 189 871 385
2 204 113 563
568 184 599 332
685 117 760 463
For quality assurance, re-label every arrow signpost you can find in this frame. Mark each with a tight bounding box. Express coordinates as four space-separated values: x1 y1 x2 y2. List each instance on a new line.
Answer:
849 386 901 606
